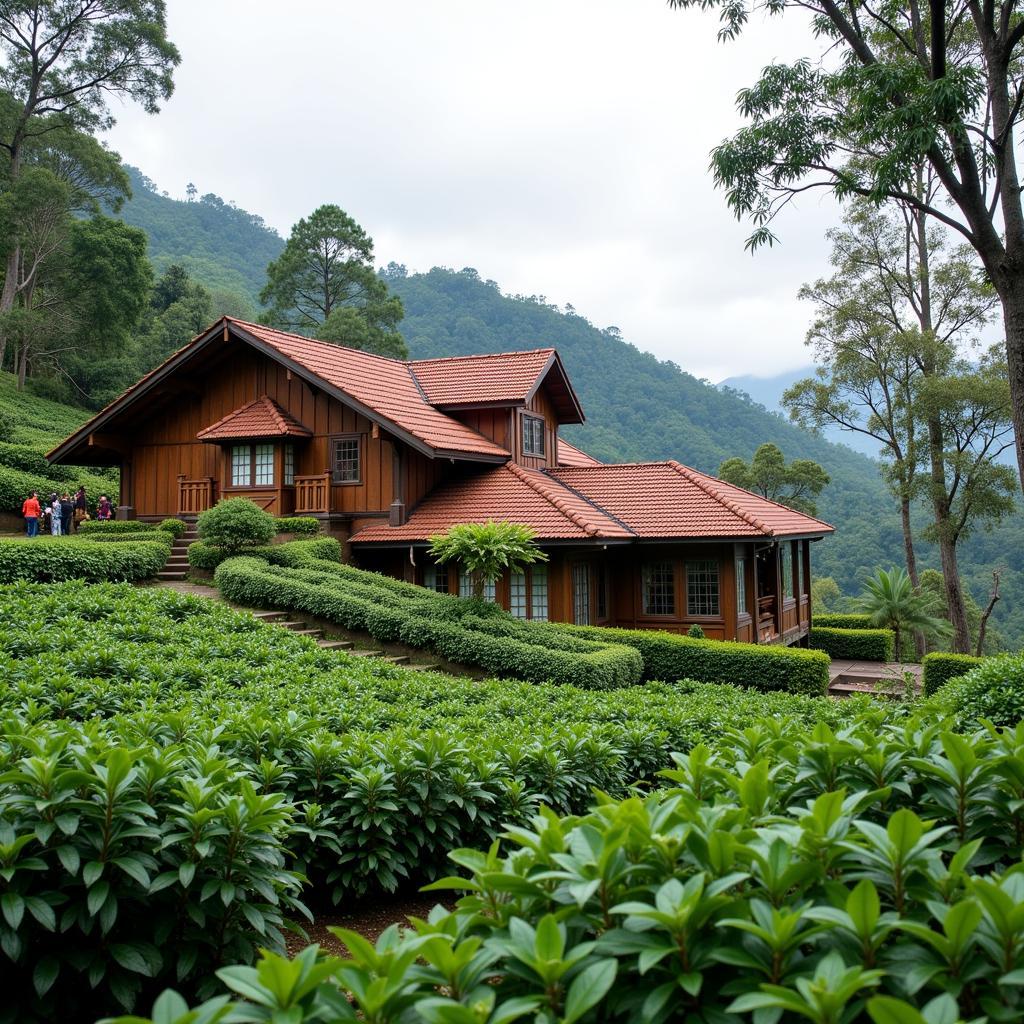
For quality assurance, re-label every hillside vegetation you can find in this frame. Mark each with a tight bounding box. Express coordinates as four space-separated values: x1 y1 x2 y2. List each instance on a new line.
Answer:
0 371 118 519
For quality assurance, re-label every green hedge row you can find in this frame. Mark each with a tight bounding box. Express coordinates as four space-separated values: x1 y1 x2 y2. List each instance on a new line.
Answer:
808 625 896 661
274 516 320 535
812 612 876 629
81 530 174 546
189 536 341 570
0 538 169 582
77 519 184 536
558 622 831 696
922 651 986 695
0 463 116 517
215 556 643 689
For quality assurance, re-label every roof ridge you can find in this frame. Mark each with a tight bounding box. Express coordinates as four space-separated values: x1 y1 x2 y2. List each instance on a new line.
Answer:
505 462 600 537
260 395 288 434
542 469 636 536
405 363 431 401
225 316 413 366
409 347 556 366
665 460 774 535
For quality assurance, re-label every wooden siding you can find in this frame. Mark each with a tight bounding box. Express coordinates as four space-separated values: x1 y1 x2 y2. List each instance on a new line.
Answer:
515 387 560 469
124 342 399 517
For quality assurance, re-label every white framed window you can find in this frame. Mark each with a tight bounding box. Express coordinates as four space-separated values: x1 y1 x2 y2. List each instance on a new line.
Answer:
530 564 549 622
254 444 275 486
231 445 250 487
424 562 449 594
522 415 545 457
686 560 720 617
231 444 276 487
459 570 495 602
508 566 549 621
642 562 675 616
572 563 590 625
510 572 527 619
781 543 793 599
284 444 295 486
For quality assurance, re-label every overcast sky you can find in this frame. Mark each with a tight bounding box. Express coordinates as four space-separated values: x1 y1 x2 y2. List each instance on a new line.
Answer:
104 0 843 383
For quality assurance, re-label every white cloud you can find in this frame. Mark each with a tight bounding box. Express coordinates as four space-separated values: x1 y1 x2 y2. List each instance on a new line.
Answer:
105 0 845 381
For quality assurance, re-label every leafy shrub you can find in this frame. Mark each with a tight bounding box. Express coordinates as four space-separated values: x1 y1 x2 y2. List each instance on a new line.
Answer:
197 498 276 553
274 516 320 536
81 530 174 546
214 556 643 689
188 537 341 571
686 622 705 638
157 518 187 537
809 625 895 661
78 520 158 535
930 652 1024 729
0 725 308 1020
559 622 831 696
922 651 986 695
0 538 168 582
812 612 876 629
105 717 1024 1024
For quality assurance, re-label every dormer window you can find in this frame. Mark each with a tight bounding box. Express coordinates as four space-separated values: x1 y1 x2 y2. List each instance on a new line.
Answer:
522 415 545 457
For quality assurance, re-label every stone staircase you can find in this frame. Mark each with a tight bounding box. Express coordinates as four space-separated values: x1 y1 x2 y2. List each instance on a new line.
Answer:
155 522 199 583
251 610 440 670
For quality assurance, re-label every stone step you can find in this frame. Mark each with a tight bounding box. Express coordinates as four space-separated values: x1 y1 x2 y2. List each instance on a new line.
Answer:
252 611 288 621
318 639 354 650
291 628 323 638
381 654 410 665
166 557 190 566
275 621 307 631
156 571 188 581
348 649 384 658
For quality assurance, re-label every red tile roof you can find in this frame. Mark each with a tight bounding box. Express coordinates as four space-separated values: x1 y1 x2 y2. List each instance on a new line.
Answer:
197 395 312 441
352 463 633 542
557 438 601 467
410 349 556 405
227 320 509 459
549 461 833 539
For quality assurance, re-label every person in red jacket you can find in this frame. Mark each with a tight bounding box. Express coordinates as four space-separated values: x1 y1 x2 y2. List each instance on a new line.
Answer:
22 491 40 538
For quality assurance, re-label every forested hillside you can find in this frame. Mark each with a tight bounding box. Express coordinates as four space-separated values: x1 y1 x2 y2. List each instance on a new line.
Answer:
117 167 283 303
105 179 1020 646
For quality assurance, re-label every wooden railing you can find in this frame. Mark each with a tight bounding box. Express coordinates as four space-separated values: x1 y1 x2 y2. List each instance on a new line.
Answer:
294 473 330 514
177 476 215 516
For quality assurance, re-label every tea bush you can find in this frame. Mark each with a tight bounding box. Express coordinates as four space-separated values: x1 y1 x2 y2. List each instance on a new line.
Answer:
158 518 187 537
196 498 276 553
809 625 896 661
922 652 986 696
0 538 168 582
929 652 1024 730
109 716 1024 1024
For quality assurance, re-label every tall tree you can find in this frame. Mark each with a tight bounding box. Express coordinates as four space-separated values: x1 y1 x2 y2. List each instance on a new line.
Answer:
260 205 407 358
667 0 1024 494
784 198 1005 650
718 442 830 515
0 1 178 320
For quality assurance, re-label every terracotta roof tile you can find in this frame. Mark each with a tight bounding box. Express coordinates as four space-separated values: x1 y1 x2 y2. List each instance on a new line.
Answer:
197 395 312 441
226 320 509 458
548 462 833 539
410 349 556 406
351 463 633 543
557 438 601 467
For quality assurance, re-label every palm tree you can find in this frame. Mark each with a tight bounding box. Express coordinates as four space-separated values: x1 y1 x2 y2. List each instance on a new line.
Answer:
428 520 548 600
856 567 950 661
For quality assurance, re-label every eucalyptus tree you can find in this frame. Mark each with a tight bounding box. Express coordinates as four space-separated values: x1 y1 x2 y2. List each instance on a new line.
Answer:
667 0 1024 494
718 442 830 515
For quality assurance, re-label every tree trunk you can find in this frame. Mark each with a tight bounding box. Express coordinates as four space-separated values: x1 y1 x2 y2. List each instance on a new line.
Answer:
1000 278 1024 494
899 496 926 658
976 570 1001 657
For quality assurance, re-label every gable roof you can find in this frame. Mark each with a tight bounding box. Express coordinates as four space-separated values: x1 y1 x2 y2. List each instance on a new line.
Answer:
409 349 584 422
47 317 512 465
352 462 633 543
548 462 834 539
197 395 312 442
557 437 601 467
353 459 832 545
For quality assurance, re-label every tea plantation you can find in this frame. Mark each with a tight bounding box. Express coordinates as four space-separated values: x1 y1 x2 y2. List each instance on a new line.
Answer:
1 579 1023 1023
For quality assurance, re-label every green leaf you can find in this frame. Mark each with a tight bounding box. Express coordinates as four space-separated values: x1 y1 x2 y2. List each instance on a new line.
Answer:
563 958 617 1024
1 892 24 930
33 956 60 998
867 996 927 1024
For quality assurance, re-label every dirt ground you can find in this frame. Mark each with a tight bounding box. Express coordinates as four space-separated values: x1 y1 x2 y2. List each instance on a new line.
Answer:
286 892 459 956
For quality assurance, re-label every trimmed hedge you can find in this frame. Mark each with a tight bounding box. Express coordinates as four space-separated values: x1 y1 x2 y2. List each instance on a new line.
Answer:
158 517 187 537
559 622 831 696
922 651 986 695
80 530 174 546
808 625 895 661
215 555 643 689
0 537 169 582
77 519 158 535
812 612 876 629
928 652 1024 729
188 536 341 570
274 516 320 535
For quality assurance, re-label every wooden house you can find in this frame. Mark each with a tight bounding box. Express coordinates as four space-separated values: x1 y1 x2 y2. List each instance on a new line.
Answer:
49 317 833 645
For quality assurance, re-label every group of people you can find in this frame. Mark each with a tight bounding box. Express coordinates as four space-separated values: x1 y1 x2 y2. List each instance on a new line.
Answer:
20 487 114 537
